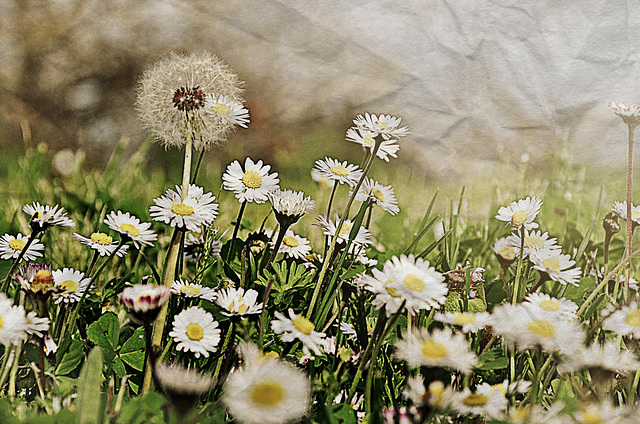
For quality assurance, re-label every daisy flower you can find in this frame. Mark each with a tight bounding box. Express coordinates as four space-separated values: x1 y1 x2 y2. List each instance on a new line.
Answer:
171 279 217 302
313 157 363 187
522 293 578 320
529 249 581 286
450 383 508 419
0 233 44 262
223 349 310 424
360 254 448 316
269 229 312 260
394 327 477 374
432 311 491 333
352 113 410 140
491 237 517 265
609 101 640 126
204 93 250 128
15 263 58 296
315 214 373 247
23 202 75 230
222 157 280 204
0 293 28 346
559 340 640 376
136 52 245 150
52 268 92 304
345 127 400 162
602 300 640 337
506 229 560 258
489 303 584 354
267 189 316 227
573 400 636 424
72 232 129 257
271 308 327 356
119 284 171 323
25 311 50 338
352 177 400 215
154 361 214 411
612 201 640 226
495 196 543 230
184 231 223 261
310 168 331 190
215 287 263 317
150 184 218 231
169 306 221 358
104 211 157 247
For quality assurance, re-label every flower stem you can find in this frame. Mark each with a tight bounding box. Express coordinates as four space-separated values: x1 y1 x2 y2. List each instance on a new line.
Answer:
511 226 526 304
624 123 636 303
227 200 247 262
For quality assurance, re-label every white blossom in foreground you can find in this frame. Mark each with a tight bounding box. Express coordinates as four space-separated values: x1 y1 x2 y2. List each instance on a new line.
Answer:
104 211 157 247
271 308 326 356
222 157 279 204
495 196 542 230
169 306 221 358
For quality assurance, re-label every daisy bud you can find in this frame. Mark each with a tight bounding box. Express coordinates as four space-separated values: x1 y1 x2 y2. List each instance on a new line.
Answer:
119 284 171 324
602 211 621 236
154 361 214 415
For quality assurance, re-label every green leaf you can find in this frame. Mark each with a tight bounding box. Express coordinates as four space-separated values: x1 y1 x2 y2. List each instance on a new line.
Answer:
86 312 120 364
116 393 167 424
55 338 85 376
475 347 508 370
76 347 104 424
119 327 146 372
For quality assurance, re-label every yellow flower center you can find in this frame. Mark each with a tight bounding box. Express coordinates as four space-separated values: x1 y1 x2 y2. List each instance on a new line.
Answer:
511 209 528 227
171 203 194 216
427 381 445 407
363 134 375 147
330 165 350 177
250 381 284 407
379 121 389 130
512 406 530 420
228 297 248 315
90 232 113 245
403 274 425 292
421 340 447 359
186 322 204 341
212 102 230 116
524 236 544 249
633 211 640 221
292 315 315 335
453 313 477 325
385 279 401 298
372 189 385 203
32 270 54 292
59 279 78 292
542 257 561 274
180 285 201 296
462 393 489 407
283 236 299 247
528 320 555 338
540 299 560 311
120 223 140 237
242 171 263 189
264 351 279 359
498 247 516 261
582 412 602 424
8 239 26 251
0 317 3 329
625 309 640 328
338 222 352 237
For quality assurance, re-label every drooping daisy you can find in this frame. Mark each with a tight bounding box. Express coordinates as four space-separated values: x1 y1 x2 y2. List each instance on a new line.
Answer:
345 127 400 162
602 300 640 338
136 52 245 150
522 293 578 320
154 361 214 412
222 157 280 204
489 303 584 354
72 232 129 257
612 201 640 226
313 157 363 187
150 184 219 231
204 93 250 128
271 308 327 356
0 233 44 261
269 229 312 260
506 229 560 258
495 196 543 230
23 202 75 230
433 311 491 333
609 101 640 126
119 284 171 323
169 306 221 358
450 382 508 419
529 249 582 286
0 293 28 346
491 237 517 266
360 254 448 316
52 268 92 304
352 177 400 215
104 211 157 247
223 349 310 424
352 113 410 140
171 279 217 302
394 327 477 374
267 189 316 227
25 311 50 338
315 214 373 247
215 287 263 318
